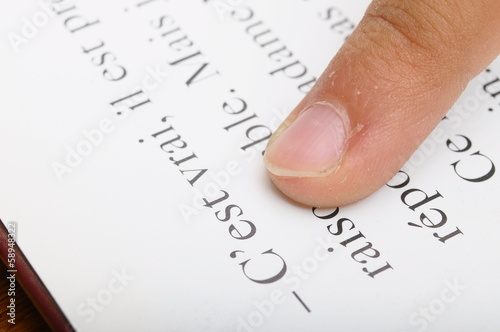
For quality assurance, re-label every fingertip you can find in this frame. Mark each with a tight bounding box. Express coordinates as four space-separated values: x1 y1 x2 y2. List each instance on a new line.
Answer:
264 0 500 208
264 102 349 178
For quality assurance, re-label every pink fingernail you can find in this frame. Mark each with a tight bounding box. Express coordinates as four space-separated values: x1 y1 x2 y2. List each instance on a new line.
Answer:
264 103 347 177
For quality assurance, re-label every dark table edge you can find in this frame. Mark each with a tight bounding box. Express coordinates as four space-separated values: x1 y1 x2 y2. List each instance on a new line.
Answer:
0 219 73 332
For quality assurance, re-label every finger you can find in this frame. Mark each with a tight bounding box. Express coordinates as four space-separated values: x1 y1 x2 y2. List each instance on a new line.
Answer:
264 0 500 207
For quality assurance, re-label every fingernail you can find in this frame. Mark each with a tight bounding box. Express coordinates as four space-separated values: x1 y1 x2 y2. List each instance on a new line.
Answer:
264 102 347 177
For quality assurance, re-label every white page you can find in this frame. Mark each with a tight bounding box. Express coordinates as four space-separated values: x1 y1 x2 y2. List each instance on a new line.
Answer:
1 0 499 331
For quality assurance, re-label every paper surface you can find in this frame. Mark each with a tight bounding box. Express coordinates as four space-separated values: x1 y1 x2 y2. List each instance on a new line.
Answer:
1 0 500 331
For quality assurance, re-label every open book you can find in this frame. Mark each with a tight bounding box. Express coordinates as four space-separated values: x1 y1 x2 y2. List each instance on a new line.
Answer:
1 0 499 331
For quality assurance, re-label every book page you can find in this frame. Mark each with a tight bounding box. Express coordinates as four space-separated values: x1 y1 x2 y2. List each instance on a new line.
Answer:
1 0 499 331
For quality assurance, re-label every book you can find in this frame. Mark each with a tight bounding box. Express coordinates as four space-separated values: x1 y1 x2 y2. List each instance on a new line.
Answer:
1 0 499 331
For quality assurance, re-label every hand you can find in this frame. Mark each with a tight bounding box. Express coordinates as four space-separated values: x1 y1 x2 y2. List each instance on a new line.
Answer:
264 0 500 207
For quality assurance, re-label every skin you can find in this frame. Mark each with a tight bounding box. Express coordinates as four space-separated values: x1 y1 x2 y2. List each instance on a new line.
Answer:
264 0 500 207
